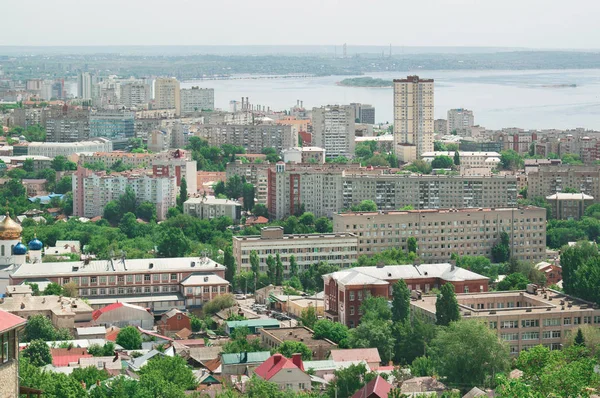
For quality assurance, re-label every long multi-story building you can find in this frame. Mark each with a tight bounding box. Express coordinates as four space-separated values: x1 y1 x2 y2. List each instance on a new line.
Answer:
411 288 600 355
120 82 152 108
421 151 501 170
232 226 358 276
447 108 474 132
10 255 229 312
89 111 135 145
72 167 176 221
45 114 90 143
323 264 489 327
312 105 355 159
528 164 600 201
27 139 113 158
154 78 181 116
195 124 296 154
350 103 375 125
333 207 546 262
180 87 214 115
184 196 241 221
393 76 434 162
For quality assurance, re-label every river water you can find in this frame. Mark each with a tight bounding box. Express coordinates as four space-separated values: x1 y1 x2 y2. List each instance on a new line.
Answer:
182 69 600 130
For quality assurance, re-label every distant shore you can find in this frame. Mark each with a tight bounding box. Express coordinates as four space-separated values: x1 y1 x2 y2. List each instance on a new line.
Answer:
337 77 393 88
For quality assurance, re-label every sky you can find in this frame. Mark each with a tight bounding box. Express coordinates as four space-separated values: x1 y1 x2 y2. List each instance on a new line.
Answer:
3 0 599 49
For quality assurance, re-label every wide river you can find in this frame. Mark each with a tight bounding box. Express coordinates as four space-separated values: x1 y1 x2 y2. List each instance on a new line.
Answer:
182 69 600 130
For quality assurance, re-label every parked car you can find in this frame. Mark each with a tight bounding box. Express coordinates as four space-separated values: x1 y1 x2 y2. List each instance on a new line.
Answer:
235 294 246 300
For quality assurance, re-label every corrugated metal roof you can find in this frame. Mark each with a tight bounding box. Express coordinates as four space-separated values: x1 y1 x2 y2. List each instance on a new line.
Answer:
221 351 271 365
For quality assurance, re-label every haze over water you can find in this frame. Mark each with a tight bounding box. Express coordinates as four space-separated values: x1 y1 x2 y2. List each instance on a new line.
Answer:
182 69 600 130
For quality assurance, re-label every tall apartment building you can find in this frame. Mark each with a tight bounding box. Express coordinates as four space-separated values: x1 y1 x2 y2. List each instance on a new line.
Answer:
324 264 489 328
120 82 152 108
312 106 355 159
27 139 113 158
180 87 214 115
528 165 600 201
154 78 181 116
195 124 296 154
77 72 96 100
333 207 547 263
393 76 434 162
411 289 600 355
72 167 176 221
45 114 90 143
89 111 135 145
350 103 375 125
447 108 474 132
232 226 358 276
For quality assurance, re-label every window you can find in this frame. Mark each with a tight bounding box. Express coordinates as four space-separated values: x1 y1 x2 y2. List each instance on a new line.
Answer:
117 276 124 283
543 330 561 339
521 332 539 341
100 276 107 284
574 317 581 325
153 274 160 281
90 277 97 284
350 306 355 315
135 275 142 283
81 277 89 285
171 273 177 281
220 286 226 292
564 317 572 325
126 275 133 283
501 320 518 329
153 286 160 292
521 319 539 328
212 286 218 293
489 321 497 329
501 333 519 341
109 276 116 283
544 318 560 327
358 291 363 301
349 291 355 301
144 274 151 282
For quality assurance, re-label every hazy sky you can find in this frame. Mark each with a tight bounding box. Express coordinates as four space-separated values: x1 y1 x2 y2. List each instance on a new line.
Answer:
3 0 599 48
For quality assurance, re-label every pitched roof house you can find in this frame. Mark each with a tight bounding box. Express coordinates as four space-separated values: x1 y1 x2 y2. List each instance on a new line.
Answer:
253 353 312 392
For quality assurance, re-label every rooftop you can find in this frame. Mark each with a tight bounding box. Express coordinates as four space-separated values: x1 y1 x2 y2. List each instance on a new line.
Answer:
92 302 151 321
12 256 225 278
226 319 280 329
221 351 271 365
546 193 594 200
330 348 381 364
180 274 230 286
352 375 392 398
0 295 92 317
254 353 305 381
184 196 242 206
421 151 500 157
335 206 545 218
28 139 110 148
260 327 337 349
0 309 26 333
87 294 184 307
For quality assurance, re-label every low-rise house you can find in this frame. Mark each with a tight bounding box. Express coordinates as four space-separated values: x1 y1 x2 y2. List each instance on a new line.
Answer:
535 261 562 286
78 356 123 376
225 319 280 335
184 196 242 222
351 375 392 398
128 349 172 372
92 302 154 329
22 179 48 197
180 274 231 308
288 298 324 319
45 240 81 256
137 327 173 350
330 348 381 371
182 346 223 368
157 309 191 334
253 353 311 392
0 310 26 398
50 348 93 367
255 285 286 305
260 326 337 360
401 376 447 396
221 351 271 376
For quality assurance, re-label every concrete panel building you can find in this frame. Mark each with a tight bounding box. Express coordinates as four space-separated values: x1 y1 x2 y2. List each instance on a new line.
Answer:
232 226 358 276
421 151 500 170
333 207 547 263
45 114 90 143
447 108 474 132
184 196 242 221
312 105 355 159
393 76 434 162
195 124 296 154
350 103 375 125
411 288 600 355
546 192 594 220
154 78 181 116
528 165 600 202
120 82 152 108
180 87 214 114
282 147 326 164
27 139 113 158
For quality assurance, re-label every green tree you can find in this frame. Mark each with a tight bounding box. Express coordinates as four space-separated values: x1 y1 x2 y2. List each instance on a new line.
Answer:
360 296 392 323
434 141 447 151
275 253 284 285
276 340 312 360
20 357 86 398
51 155 69 171
23 339 52 366
431 155 453 169
349 318 394 363
315 216 332 233
157 227 191 257
88 342 116 357
23 157 35 172
225 175 243 199
496 272 530 291
116 326 142 350
55 176 72 194
223 245 236 287
394 314 437 364
453 151 461 166
435 283 460 326
118 212 139 238
407 237 417 254
24 314 59 342
500 149 524 170
326 362 376 398
253 203 268 218
177 177 188 209
250 250 260 291
299 305 318 329
138 355 197 392
103 200 121 225
135 201 156 221
410 356 435 377
242 183 255 211
289 254 299 278
266 254 276 284
575 328 586 346
44 282 64 296
350 200 377 212
118 186 137 215
391 280 411 323
313 319 349 347
430 319 510 389
70 366 111 388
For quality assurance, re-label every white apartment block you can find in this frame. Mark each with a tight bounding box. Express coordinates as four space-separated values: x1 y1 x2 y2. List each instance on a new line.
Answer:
154 78 181 116
184 196 241 221
232 227 358 276
447 108 474 132
333 207 546 262
312 105 355 159
421 151 501 170
195 124 296 154
393 76 434 162
180 87 214 115
77 72 96 100
72 168 176 221
27 139 113 158
120 83 152 108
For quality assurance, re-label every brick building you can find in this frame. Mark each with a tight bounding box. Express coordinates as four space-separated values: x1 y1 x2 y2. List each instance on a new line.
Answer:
323 264 488 327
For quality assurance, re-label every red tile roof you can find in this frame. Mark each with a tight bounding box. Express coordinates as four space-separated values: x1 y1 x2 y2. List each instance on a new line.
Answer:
351 376 392 398
50 348 92 367
92 302 125 320
330 348 381 364
105 326 120 342
0 310 26 333
175 339 205 348
253 354 303 381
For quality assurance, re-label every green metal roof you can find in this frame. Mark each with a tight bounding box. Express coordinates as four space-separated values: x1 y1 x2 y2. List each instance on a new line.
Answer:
226 319 280 328
221 351 271 365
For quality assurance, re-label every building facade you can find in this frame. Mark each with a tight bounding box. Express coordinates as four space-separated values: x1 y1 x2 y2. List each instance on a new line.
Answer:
154 78 181 116
184 196 242 221
421 151 500 170
0 311 26 398
393 76 434 162
323 264 489 327
350 103 375 125
89 111 135 143
546 193 594 220
72 167 176 221
411 288 600 355
312 105 355 159
180 87 214 114
447 108 474 132
333 207 547 263
195 124 296 154
45 115 90 143
528 165 600 202
27 139 113 158
232 227 358 276
120 83 152 108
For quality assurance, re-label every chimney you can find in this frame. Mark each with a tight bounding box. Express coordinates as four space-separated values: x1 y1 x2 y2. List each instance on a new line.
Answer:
273 353 283 366
242 352 248 363
291 353 304 371
449 260 456 271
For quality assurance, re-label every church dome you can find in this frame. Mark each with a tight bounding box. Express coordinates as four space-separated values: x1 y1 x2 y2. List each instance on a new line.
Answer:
13 242 27 255
28 238 43 251
0 213 23 240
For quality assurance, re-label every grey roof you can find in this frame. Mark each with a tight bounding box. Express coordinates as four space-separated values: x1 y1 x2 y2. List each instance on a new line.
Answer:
324 264 488 287
187 346 223 362
180 274 230 286
221 351 271 365
76 326 107 336
303 360 336 371
12 256 225 278
463 387 488 398
129 349 164 371
546 193 594 200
